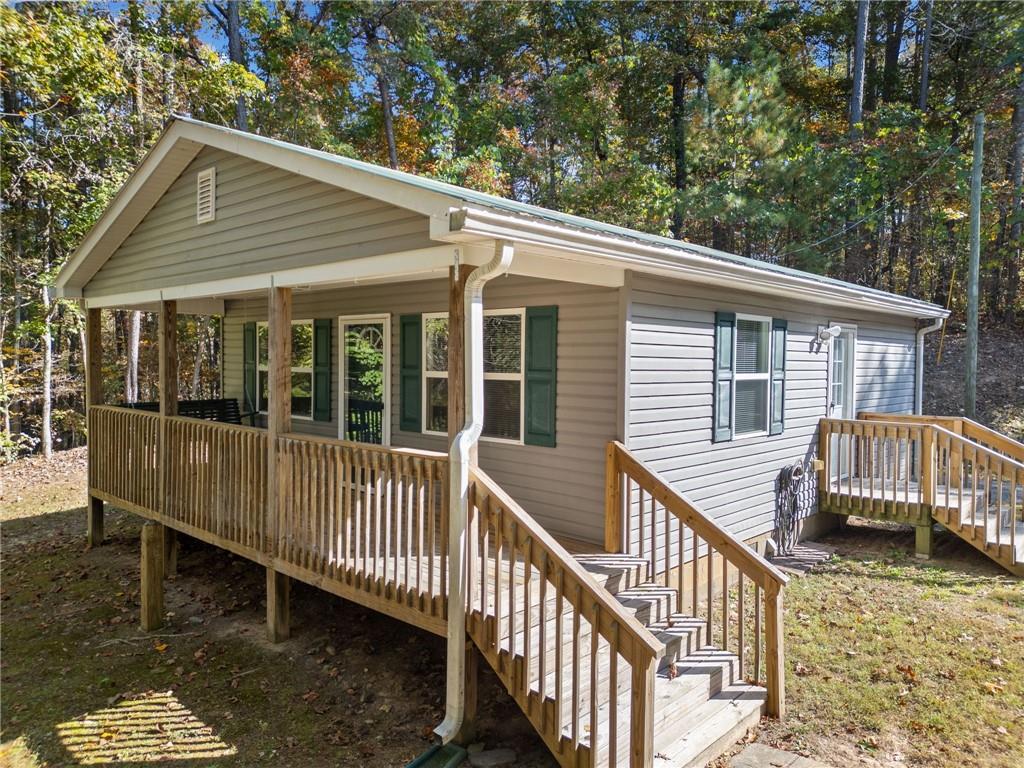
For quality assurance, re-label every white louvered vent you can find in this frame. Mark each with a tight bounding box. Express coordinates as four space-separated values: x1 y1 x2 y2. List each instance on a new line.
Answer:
196 167 216 223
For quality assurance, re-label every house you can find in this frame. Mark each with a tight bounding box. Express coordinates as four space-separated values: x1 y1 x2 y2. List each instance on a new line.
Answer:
55 117 1022 768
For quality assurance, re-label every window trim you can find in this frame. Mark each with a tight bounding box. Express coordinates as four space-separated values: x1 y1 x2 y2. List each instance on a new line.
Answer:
256 319 315 421
421 308 526 445
732 313 772 439
337 313 391 446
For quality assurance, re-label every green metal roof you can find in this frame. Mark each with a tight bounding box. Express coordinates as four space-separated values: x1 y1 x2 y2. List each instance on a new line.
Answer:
172 115 945 316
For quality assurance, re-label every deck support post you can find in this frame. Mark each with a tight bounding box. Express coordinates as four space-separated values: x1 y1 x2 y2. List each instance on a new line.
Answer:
158 300 178 519
141 521 165 631
266 286 292 642
85 307 104 547
915 525 934 560
266 567 291 643
163 528 179 576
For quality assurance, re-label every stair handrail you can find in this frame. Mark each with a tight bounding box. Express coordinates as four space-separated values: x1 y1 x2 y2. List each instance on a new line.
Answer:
467 466 665 767
606 442 788 590
604 441 787 720
858 412 1024 465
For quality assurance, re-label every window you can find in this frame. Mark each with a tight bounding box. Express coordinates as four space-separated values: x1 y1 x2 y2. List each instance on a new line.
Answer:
734 316 770 436
713 312 786 442
422 309 525 442
257 320 314 419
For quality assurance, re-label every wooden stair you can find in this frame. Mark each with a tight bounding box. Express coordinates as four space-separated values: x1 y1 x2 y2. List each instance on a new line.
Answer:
931 505 1024 577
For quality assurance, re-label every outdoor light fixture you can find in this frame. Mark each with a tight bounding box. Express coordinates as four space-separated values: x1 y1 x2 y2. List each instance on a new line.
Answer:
817 324 843 342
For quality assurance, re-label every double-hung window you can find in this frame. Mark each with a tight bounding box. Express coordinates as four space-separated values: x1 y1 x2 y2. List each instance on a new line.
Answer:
713 312 787 441
257 320 315 419
422 309 525 443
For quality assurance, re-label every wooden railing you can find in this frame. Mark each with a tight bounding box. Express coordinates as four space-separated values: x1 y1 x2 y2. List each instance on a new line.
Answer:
467 466 665 767
819 418 930 521
277 433 449 621
88 406 160 513
604 442 788 719
859 412 1024 466
164 416 267 551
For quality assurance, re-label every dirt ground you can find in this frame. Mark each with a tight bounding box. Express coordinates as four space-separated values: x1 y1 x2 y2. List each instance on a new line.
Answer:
2 450 1023 768
0 449 555 768
923 328 1024 439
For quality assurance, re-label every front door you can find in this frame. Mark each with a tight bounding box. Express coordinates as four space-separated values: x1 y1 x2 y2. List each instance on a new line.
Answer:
829 327 856 484
339 315 390 445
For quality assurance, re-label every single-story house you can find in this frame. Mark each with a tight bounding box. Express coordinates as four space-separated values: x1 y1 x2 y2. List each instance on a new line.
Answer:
56 117 1021 768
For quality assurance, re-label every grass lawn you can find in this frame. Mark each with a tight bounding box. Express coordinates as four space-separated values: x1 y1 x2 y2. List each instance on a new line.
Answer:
2 451 1022 768
758 521 1024 768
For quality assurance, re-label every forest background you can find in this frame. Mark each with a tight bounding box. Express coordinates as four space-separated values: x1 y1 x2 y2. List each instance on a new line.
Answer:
1 0 1022 460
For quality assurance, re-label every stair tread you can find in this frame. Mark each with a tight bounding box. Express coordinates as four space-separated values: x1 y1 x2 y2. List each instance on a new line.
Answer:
653 682 765 767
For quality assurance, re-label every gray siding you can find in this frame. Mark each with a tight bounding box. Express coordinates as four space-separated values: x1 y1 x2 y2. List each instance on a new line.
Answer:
627 273 918 543
85 147 434 297
223 275 619 543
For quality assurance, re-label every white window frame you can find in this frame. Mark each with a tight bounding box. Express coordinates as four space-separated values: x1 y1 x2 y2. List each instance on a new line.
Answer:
732 313 772 439
256 319 314 421
421 308 526 445
338 314 391 446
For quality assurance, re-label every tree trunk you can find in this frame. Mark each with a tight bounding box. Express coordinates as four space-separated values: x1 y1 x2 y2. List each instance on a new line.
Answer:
881 1 906 103
670 66 687 239
850 0 870 134
126 311 141 403
918 0 934 111
129 0 145 146
193 329 205 397
227 0 248 131
40 284 52 459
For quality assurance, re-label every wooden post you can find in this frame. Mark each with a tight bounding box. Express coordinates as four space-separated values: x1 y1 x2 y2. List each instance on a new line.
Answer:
764 580 785 719
629 654 656 767
163 528 179 576
604 442 622 553
140 521 165 631
158 300 178 518
85 307 104 547
266 286 292 642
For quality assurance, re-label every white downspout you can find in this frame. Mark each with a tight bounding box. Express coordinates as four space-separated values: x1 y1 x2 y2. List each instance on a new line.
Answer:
435 239 514 744
915 317 944 414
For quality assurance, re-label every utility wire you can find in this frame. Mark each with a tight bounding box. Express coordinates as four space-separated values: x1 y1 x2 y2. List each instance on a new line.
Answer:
780 137 962 259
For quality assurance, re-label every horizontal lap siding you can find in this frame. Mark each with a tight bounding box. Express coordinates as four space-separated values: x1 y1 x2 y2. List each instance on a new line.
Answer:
224 275 618 544
85 147 434 297
626 273 918 544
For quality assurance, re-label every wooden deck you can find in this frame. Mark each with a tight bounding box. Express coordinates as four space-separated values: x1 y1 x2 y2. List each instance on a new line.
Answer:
819 415 1024 574
87 407 788 768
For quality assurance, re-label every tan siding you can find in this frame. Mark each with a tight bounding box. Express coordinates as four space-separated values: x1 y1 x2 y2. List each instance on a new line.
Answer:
85 146 434 297
223 275 619 544
626 273 918 543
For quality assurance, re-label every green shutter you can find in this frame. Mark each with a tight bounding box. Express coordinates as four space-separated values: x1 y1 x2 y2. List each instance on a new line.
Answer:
313 318 332 422
524 306 557 447
243 322 257 413
399 314 422 432
769 318 787 436
712 312 736 443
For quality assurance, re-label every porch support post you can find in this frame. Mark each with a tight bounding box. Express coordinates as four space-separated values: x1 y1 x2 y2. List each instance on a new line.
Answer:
266 285 292 643
447 261 478 742
85 306 104 547
140 520 165 631
158 300 178 516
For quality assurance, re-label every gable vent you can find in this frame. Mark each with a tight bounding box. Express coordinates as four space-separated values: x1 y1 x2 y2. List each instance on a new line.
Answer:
196 167 216 223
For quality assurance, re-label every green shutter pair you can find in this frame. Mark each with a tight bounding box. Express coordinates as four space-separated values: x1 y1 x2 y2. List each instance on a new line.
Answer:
242 320 332 422
712 313 787 442
398 307 558 447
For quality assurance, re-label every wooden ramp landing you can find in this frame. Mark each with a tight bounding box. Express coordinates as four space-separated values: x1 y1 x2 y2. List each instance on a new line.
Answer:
820 414 1024 576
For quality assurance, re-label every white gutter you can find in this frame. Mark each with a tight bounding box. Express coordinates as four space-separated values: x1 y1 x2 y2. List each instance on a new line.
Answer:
915 317 945 414
435 239 514 744
444 207 950 321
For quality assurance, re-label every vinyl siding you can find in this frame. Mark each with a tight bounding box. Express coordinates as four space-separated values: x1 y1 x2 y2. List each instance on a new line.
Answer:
223 275 619 543
84 146 434 297
626 272 918 544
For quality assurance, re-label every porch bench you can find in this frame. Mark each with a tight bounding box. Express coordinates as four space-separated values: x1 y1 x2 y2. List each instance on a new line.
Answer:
120 397 255 426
